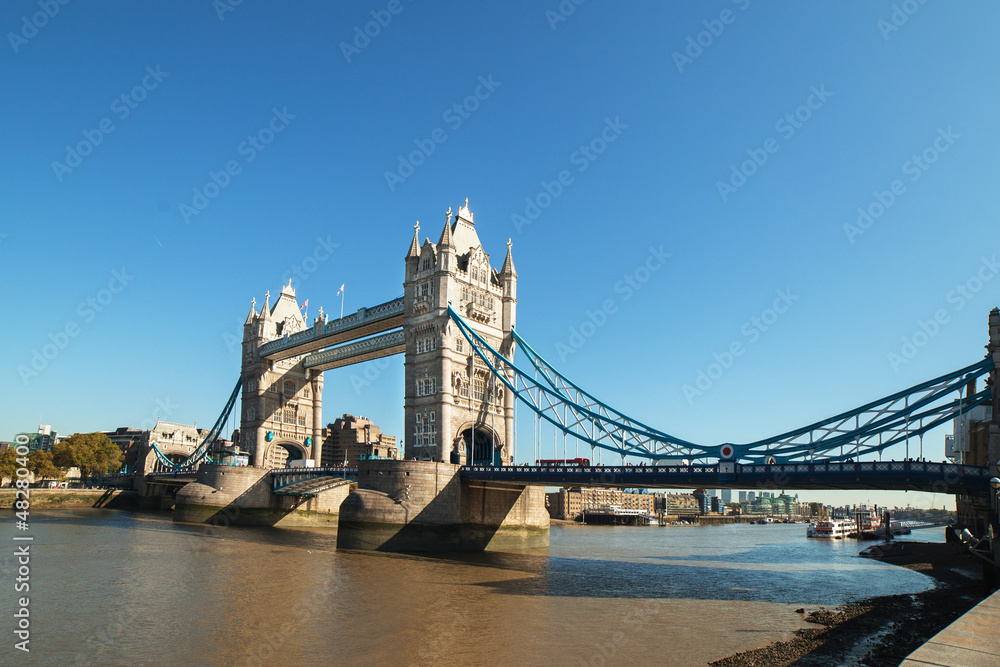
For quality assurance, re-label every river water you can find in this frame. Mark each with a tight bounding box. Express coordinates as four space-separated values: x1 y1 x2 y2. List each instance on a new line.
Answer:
2 511 941 666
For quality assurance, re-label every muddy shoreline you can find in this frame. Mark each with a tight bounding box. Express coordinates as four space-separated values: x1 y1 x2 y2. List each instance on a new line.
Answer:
710 540 989 666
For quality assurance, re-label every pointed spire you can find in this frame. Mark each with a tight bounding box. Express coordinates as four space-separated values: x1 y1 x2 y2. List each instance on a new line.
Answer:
245 297 257 324
261 291 272 321
501 238 517 277
438 209 454 249
406 221 420 258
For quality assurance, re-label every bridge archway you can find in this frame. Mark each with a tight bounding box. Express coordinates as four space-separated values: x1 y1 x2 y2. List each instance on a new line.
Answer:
460 425 500 466
263 440 309 468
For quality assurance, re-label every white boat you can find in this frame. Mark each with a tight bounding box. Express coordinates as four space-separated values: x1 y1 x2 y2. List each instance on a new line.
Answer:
806 523 817 537
810 518 856 538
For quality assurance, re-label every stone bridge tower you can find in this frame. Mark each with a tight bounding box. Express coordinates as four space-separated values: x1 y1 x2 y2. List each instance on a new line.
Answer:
403 200 517 464
241 282 324 467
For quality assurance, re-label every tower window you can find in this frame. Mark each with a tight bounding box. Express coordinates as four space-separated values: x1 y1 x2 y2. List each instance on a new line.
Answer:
283 381 295 396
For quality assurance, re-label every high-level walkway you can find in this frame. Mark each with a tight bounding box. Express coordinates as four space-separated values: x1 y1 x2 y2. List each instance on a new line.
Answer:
902 587 1000 666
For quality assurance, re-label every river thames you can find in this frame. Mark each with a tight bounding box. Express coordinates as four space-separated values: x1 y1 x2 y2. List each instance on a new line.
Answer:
3 510 941 666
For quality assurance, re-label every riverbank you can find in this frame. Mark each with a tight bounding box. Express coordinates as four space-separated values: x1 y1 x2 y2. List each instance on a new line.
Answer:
710 540 989 666
0 488 138 509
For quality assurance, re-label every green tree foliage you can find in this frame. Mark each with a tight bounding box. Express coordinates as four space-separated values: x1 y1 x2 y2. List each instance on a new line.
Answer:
0 448 16 484
52 433 123 480
28 450 63 480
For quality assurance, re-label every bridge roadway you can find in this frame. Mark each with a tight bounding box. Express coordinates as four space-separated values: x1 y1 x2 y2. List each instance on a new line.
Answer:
460 460 992 495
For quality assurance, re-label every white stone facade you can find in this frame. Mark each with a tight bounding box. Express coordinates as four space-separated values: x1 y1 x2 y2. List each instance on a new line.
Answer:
241 281 325 467
403 201 517 463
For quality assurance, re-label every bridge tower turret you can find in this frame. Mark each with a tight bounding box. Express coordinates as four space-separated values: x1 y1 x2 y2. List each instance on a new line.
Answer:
403 200 517 464
240 282 324 468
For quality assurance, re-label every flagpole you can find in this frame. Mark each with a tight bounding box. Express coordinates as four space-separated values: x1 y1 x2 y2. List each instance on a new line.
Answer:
340 287 344 320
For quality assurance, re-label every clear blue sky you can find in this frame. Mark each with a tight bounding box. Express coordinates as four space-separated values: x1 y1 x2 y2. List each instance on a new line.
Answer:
2 1 997 508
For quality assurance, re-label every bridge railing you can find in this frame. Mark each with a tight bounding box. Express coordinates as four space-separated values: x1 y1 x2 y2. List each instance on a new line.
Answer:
462 461 990 478
271 466 359 475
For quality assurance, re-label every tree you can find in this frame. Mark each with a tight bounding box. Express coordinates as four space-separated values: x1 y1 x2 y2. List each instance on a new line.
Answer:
0 448 16 485
28 450 63 481
52 433 123 481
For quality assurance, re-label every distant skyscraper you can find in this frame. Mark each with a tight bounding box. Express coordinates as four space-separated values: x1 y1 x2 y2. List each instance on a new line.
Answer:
748 492 756 502
739 491 747 503
721 489 732 503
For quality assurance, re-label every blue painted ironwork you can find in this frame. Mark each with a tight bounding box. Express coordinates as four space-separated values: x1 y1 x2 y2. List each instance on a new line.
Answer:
449 306 994 463
149 377 243 472
460 461 991 495
303 329 405 370
258 296 404 360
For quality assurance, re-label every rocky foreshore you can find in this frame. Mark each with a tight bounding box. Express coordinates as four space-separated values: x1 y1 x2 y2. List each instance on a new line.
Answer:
710 541 989 666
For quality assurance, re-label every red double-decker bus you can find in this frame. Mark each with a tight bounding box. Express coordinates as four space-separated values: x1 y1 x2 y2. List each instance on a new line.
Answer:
536 458 590 467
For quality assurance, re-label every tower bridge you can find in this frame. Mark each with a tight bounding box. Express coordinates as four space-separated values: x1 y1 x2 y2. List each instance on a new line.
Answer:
106 198 1000 551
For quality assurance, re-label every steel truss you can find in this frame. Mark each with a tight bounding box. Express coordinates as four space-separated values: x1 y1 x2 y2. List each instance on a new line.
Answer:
450 307 994 464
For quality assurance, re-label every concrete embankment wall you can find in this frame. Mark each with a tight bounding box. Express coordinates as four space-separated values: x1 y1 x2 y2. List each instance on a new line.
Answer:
173 464 352 527
902 587 1000 665
338 460 549 551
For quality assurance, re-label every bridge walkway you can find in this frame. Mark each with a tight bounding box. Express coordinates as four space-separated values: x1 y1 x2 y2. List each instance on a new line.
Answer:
902 587 1000 666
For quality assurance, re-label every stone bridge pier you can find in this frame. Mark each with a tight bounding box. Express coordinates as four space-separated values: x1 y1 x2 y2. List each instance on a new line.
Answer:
337 459 549 551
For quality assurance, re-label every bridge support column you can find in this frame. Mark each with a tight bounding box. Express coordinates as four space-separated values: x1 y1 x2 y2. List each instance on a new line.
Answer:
310 371 324 465
337 459 549 551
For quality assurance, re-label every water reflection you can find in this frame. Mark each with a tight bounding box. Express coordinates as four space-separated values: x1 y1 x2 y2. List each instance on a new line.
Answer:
7 513 938 667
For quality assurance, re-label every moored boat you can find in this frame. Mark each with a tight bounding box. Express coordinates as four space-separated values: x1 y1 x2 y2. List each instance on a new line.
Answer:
810 518 856 538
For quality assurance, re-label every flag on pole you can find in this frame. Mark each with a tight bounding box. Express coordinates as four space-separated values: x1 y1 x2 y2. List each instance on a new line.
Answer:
299 299 308 310
337 284 345 295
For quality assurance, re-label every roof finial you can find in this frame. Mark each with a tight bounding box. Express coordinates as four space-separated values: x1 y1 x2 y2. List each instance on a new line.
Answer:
507 238 512 249
265 290 270 300
465 197 469 208
251 297 256 309
287 278 293 288
414 220 420 232
446 206 452 222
